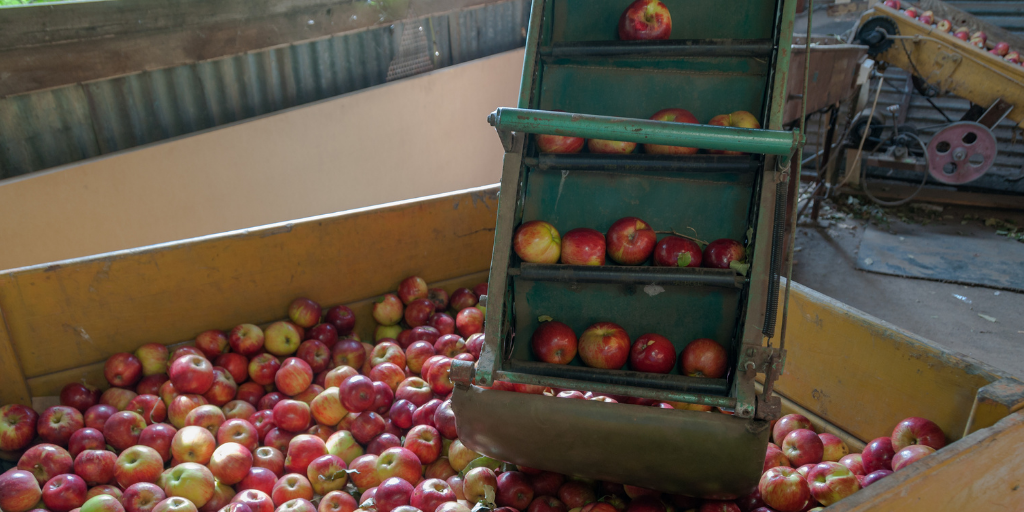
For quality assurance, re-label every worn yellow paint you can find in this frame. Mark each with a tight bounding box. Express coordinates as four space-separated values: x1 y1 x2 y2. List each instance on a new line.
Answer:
0 186 498 405
756 382 866 452
861 5 1024 128
965 378 1024 435
768 281 1004 445
826 411 1024 511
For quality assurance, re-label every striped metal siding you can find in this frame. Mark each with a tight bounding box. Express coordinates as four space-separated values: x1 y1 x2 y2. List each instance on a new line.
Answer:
0 0 529 180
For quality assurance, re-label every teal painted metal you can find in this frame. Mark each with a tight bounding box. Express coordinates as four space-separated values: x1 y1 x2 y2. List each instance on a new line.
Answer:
489 108 798 155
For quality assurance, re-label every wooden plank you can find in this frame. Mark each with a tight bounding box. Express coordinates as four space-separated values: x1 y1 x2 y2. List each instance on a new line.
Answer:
769 281 1004 444
840 183 1024 210
965 378 1024 434
826 411 1024 511
0 306 32 406
0 185 499 383
0 0 508 98
23 270 490 399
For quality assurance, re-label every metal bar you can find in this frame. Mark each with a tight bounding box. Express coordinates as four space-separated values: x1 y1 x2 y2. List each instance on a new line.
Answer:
522 154 761 173
516 0 546 109
489 108 799 155
517 263 744 289
500 365 735 407
540 40 773 59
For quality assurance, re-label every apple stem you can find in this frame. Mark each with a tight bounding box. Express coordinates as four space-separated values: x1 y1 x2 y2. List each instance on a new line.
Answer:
654 229 708 247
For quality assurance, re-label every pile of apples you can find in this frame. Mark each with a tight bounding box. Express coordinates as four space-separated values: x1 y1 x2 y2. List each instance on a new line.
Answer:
536 109 761 156
530 320 727 382
753 412 946 511
883 0 1022 65
513 217 747 272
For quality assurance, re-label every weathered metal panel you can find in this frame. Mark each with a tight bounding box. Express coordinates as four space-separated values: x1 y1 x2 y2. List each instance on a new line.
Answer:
0 0 529 180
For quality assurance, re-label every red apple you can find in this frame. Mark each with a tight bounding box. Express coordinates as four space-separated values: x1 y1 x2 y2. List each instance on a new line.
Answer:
398 276 429 305
702 239 746 271
371 362 408 392
233 490 275 512
629 333 676 373
535 111 585 154
936 19 952 33
588 137 636 154
838 453 865 476
238 467 279 495
246 446 284 477
319 491 357 512
102 411 146 453
707 111 761 155
348 454 380 491
164 462 216 508
529 472 564 497
276 358 314 397
1 404 40 452
306 387 346 427
428 313 456 337
860 469 892 487
1005 51 1021 64
289 298 322 329
376 446 423 483
325 306 356 335
891 417 945 451
72 450 115 485
224 400 257 421
411 478 456 512
209 442 253 485
332 340 367 371
247 354 281 387
758 466 810 512
371 341 408 369
514 221 562 264
195 331 230 360
153 498 197 512
644 109 697 154
919 10 935 25
617 0 671 40
373 294 406 326
20 443 73 485
558 228 606 266
68 427 106 458
122 483 166 512
388 400 417 431
455 308 484 338
403 299 435 328
496 471 534 510
527 496 566 512
137 375 170 397
806 461 860 506
0 469 43 512
349 411 386 445
61 383 102 413
139 423 177 463
81 494 125 512
260 393 287 411
781 429 824 467
653 236 701 267
323 366 357 389
106 353 144 388
862 437 896 474
376 477 415 512
464 467 498 506
340 375 376 413
172 425 217 465
426 288 450 313
424 457 457 481
305 454 348 495
883 0 900 8
606 217 656 265
37 405 85 447
578 322 630 369
272 400 311 434
466 333 486 359
773 414 812 444
169 355 215 395
185 404 227 438
449 288 478 311
229 325 265 356
404 424 442 464
413 399 442 429
250 411 277 443
558 481 595 509
114 445 163 489
531 321 578 365
171 346 205 362
818 433 848 462
199 481 235 512
432 400 457 440
425 358 455 395
680 338 727 378
126 394 167 425
891 444 935 471
904 7 919 18
285 435 329 475
433 334 466 358
271 473 314 506
396 377 434 407
406 342 438 375
101 387 139 411
295 340 331 374
764 443 791 473
954 28 970 41
307 324 339 348
265 322 305 357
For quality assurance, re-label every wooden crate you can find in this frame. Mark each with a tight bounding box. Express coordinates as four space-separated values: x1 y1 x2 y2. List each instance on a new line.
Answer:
784 42 867 124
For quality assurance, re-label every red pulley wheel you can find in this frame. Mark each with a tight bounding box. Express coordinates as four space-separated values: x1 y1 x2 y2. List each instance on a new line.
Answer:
926 121 998 184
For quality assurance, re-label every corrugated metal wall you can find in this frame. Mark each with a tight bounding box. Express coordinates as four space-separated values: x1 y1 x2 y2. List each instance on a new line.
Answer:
0 0 529 180
803 0 1024 194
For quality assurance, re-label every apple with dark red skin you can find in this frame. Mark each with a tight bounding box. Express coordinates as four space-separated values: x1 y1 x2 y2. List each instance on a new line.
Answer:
629 333 676 373
466 333 485 359
862 437 896 473
122 483 166 512
237 467 278 495
653 236 702 267
376 477 415 512
859 469 892 487
136 375 170 397
38 405 85 447
325 305 356 336
764 443 791 473
424 458 457 481
527 496 567 512
276 357 314 397
370 362 407 392
891 445 935 471
216 418 259 452
735 489 765 512
195 331 230 360
368 433 402 455
377 447 423 483
773 414 813 444
432 400 458 439
643 109 698 155
247 354 281 387
560 228 606 265
425 288 450 313
103 410 147 451
72 450 115 485
514 221 562 264
233 490 274 512
320 491 357 512
532 320 578 365
623 496 664 512
806 461 860 506
606 217 656 265
758 466 810 512
114 445 164 489
101 387 138 411
450 288 479 311
106 352 144 388
528 472 564 497
61 383 102 413
138 423 176 462
170 355 215 395
250 446 284 477
229 325 265 356
331 339 366 369
496 471 535 510
434 334 466 358
0 404 39 452
557 481 595 509
406 342 438 375
212 353 246 385
348 454 381 492
340 375 375 413
171 346 204 362
426 358 455 395
891 417 945 451
680 338 727 378
69 427 106 457
406 299 438 328
410 479 456 512
127 394 167 425
456 308 484 338
389 399 418 430
271 473 314 505
349 411 387 445
398 276 429 305
578 322 630 369
296 340 332 374
0 470 43 512
20 443 73 485
782 429 824 467
259 392 286 412
702 239 746 271
883 0 900 8
618 0 671 40
404 424 442 464
839 453 865 476
397 377 434 406
429 313 456 337
272 400 311 434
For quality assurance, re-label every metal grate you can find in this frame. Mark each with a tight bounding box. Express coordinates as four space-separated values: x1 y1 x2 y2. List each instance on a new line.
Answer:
387 23 436 82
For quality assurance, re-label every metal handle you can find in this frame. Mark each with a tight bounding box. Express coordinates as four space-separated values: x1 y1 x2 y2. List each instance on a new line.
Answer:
488 108 801 156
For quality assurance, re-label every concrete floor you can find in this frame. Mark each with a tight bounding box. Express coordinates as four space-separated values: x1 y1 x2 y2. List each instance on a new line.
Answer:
791 195 1024 378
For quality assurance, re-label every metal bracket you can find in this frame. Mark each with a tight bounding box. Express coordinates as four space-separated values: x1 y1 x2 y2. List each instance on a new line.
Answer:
450 358 476 387
738 345 786 421
978 99 1014 129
